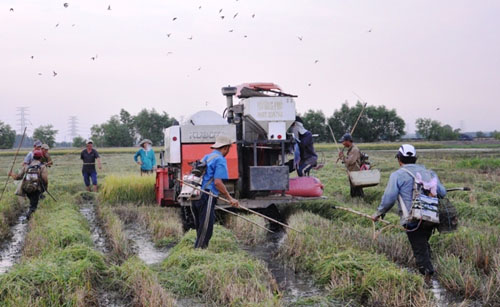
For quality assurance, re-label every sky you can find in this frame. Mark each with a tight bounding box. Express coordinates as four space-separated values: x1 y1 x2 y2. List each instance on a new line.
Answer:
1 0 499 141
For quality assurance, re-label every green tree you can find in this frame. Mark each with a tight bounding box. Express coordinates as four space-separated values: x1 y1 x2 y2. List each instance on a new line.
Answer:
33 125 58 148
415 118 460 141
300 110 328 142
91 116 134 147
476 131 485 138
0 121 16 149
492 130 500 140
133 109 176 146
72 136 86 148
327 102 405 142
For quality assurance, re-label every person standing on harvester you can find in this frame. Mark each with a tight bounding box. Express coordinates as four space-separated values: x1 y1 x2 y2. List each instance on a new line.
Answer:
9 150 48 220
80 140 102 192
291 116 318 177
134 139 156 175
338 133 364 198
192 135 239 249
371 144 446 284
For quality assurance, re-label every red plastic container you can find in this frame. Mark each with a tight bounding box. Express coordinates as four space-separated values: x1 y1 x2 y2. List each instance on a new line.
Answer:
286 176 324 197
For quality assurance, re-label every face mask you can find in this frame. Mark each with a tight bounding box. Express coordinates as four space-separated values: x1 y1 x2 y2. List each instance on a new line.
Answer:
145 144 152 151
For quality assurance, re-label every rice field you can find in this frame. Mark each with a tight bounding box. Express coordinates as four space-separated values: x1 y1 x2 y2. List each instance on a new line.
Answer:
0 144 498 306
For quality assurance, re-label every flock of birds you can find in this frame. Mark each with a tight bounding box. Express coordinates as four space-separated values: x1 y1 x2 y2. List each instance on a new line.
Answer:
8 2 373 88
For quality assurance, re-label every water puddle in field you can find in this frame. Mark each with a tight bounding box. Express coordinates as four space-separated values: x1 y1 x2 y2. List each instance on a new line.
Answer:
241 231 342 306
79 202 109 254
80 203 129 307
123 222 169 265
0 211 29 274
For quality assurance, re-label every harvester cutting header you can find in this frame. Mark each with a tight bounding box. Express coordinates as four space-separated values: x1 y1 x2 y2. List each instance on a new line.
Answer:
155 82 324 213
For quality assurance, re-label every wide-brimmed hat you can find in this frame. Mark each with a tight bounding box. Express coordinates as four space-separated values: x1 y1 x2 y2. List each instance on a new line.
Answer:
139 139 152 146
86 139 94 145
41 144 49 150
211 135 233 149
339 133 353 142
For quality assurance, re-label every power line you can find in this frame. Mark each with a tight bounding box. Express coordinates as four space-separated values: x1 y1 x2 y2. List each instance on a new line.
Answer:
16 107 29 135
68 116 79 139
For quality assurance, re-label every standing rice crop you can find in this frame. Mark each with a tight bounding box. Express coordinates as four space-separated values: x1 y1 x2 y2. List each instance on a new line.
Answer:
225 213 268 245
100 174 155 204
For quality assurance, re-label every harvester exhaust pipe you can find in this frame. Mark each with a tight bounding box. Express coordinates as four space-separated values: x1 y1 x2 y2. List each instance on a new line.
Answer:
222 86 237 123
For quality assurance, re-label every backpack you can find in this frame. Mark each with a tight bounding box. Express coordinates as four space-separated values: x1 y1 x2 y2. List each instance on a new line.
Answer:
178 154 219 201
22 164 42 194
399 168 440 226
359 151 371 170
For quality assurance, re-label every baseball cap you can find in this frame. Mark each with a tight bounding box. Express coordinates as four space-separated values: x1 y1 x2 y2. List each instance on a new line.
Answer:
339 133 353 142
41 144 49 150
33 140 42 147
211 135 233 149
398 144 416 157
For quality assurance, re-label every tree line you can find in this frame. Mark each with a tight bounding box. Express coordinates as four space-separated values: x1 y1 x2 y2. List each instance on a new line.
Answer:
1 104 499 149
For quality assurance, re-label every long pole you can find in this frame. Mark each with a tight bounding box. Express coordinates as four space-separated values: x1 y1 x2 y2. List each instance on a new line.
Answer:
215 205 274 233
350 102 367 136
333 205 391 225
326 123 341 154
178 179 302 233
0 127 27 202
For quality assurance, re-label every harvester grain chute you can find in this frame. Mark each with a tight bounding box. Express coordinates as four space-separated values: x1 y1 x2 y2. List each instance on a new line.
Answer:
155 83 324 228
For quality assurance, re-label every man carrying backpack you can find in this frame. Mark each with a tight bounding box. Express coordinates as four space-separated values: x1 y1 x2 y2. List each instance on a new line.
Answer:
9 150 48 220
371 144 446 283
191 135 239 249
338 133 364 198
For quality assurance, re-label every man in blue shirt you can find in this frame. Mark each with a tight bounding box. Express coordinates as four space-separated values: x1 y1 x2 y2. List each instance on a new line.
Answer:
372 144 446 283
134 139 156 175
191 135 239 248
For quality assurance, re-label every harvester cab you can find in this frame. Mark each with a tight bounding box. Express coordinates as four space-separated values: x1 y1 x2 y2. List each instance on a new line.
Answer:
156 83 322 210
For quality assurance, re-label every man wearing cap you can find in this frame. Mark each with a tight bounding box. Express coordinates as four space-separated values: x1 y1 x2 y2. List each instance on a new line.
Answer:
134 139 156 175
191 135 239 248
338 133 364 197
371 144 446 284
290 116 318 177
9 149 48 220
80 140 102 192
23 140 43 166
40 144 53 167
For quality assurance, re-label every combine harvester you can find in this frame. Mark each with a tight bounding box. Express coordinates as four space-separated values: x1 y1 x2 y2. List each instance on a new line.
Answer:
155 83 324 228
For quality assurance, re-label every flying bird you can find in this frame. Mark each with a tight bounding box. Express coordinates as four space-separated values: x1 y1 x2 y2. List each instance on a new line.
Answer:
367 28 372 33
10 8 14 12
197 67 201 71
187 36 193 40
72 24 76 27
63 3 69 8
172 17 177 21
436 107 440 111
53 71 58 77
30 56 34 59
308 83 312 87
243 35 248 38
166 33 172 37
220 16 225 19
314 60 319 64
199 6 202 9
219 9 223 13
91 56 96 60
233 13 238 18
166 51 173 56
252 13 255 18
55 23 59 27
107 5 111 10
297 36 303 41
228 29 233 32
38 73 42 76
